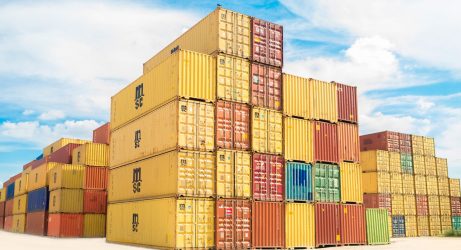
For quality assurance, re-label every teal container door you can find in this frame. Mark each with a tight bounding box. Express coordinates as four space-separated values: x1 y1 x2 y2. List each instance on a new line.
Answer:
285 162 312 201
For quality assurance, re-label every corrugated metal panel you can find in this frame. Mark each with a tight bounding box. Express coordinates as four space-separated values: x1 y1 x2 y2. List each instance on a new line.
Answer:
84 190 107 214
365 209 390 245
72 143 109 167
251 107 283 155
43 138 90 156
215 199 251 249
47 143 81 165
338 122 359 163
110 99 215 168
426 176 439 196
449 178 461 197
315 203 341 247
84 167 108 190
27 187 49 212
215 101 250 150
28 162 61 192
440 215 452 233
340 162 363 203
314 163 340 202
450 197 461 216
216 150 251 198
391 215 405 237
340 204 366 245
363 194 392 216
252 201 285 248
439 196 451 216
423 137 435 156
360 150 389 172
285 162 312 202
250 63 282 110
49 189 83 213
391 194 404 215
390 172 403 194
313 121 339 164
143 7 250 73
428 195 440 215
429 215 441 236
109 150 214 202
412 155 425 175
405 215 417 237
389 152 401 173
436 157 448 177
362 172 391 194
13 194 27 214
424 156 436 176
310 79 338 123
83 214 106 238
285 203 315 248
48 164 85 191
360 131 400 152
48 214 84 237
5 199 13 216
402 173 415 194
336 82 358 123
400 153 413 174
11 214 26 233
14 175 28 196
414 175 427 195
416 195 429 216
453 216 461 230
93 122 110 144
252 153 284 201
417 215 429 236
411 135 424 155
107 197 215 249
403 195 416 215
399 133 412 154
284 117 313 163
4 215 12 231
251 18 283 67
216 54 250 103
26 211 48 236
438 177 450 196
0 188 5 202
0 201 5 218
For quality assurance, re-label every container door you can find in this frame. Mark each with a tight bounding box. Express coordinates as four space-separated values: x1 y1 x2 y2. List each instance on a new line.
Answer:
217 9 250 59
216 101 233 149
195 199 214 248
196 101 215 151
217 150 234 198
251 18 283 67
233 103 250 150
216 55 250 103
268 155 284 202
234 151 251 198
235 200 251 249
251 109 268 153
216 199 234 249
176 199 195 248
195 152 215 197
267 110 283 155
252 154 268 201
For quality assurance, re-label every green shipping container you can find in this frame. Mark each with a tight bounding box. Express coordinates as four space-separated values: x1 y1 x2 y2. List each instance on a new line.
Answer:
401 153 413 174
453 216 461 231
314 163 340 202
366 208 390 245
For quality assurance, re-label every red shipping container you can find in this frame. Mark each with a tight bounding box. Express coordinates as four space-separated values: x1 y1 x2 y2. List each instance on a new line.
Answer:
251 18 283 68
4 216 13 231
416 195 429 216
0 201 4 217
29 157 48 170
216 100 250 150
3 173 21 188
314 121 339 164
252 153 284 201
26 211 48 235
23 159 35 170
47 143 82 165
250 63 282 111
47 213 83 237
336 83 358 123
360 131 400 152
252 201 284 248
363 193 392 215
315 203 341 247
451 197 461 216
338 122 360 163
5 199 13 216
340 204 366 245
84 190 107 213
84 167 109 190
399 133 412 154
93 122 110 144
216 199 251 249
0 216 3 229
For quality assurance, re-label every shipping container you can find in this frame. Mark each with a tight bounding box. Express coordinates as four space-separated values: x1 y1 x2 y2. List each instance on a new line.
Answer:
412 155 425 175
252 201 284 248
336 82 358 124
438 177 450 196
424 156 436 176
83 214 106 238
143 7 250 73
251 107 283 155
400 153 413 174
250 63 282 110
13 194 27 214
48 213 84 237
362 172 391 194
252 153 284 201
25 211 48 236
0 188 5 202
84 190 107 214
93 122 110 144
340 162 362 203
439 196 451 216
399 133 412 154
218 150 251 198
340 204 366 245
436 157 448 177
411 135 424 155
0 214 3 229
389 152 401 173
6 182 14 200
283 117 313 163
315 203 340 247
110 99 215 168
73 143 109 167
441 215 452 233
405 215 417 237
216 54 250 103
84 167 109 190
28 162 61 192
360 150 389 172
251 18 283 67
314 163 340 202
429 215 441 236
314 121 339 163
338 122 359 163
285 162 312 202
0 201 4 217
452 216 461 230
423 137 435 156
11 213 26 233
48 164 85 191
402 173 414 194
365 209 390 245
48 143 82 164
283 74 338 123
360 131 400 152
392 215 405 237
107 197 215 249
403 195 416 215
451 197 461 216
390 172 403 194
428 195 440 215
426 175 438 196
285 202 315 248
14 174 28 196
449 178 461 197
391 194 404 215
4 216 12 231
416 195 429 216
108 150 214 202
49 189 83 213
215 199 251 249
27 187 48 212
363 194 392 215
414 175 427 195
43 138 90 156
417 215 429 236
5 199 13 216
215 100 250 150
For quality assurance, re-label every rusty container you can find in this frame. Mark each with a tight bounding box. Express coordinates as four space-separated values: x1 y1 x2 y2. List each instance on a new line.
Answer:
251 18 283 67
215 100 250 150
47 213 84 237
313 121 339 164
338 122 360 163
315 203 341 247
360 131 400 152
93 122 110 144
250 63 282 111
252 201 285 248
336 83 358 123
363 193 392 215
25 211 48 235
340 204 366 245
83 190 107 214
252 153 284 201
215 199 251 249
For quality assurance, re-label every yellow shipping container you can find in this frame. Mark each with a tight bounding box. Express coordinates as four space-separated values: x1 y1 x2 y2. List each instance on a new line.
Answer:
48 164 85 191
84 214 106 238
402 173 415 194
390 172 403 194
340 162 363 203
285 202 315 248
360 150 389 172
216 54 250 103
439 196 451 216
251 107 283 155
49 189 83 213
110 99 214 168
143 7 250 73
72 143 109 167
423 137 435 156
426 176 439 196
412 155 425 175
362 172 391 194
28 162 61 192
436 157 448 177
417 216 429 236
424 156 436 176
391 194 404 215
429 215 441 236
440 215 452 233
43 138 91 156
108 150 214 202
107 197 214 249
388 215 393 237
389 152 401 173
13 194 27 215
405 215 417 237
0 188 5 202
11 214 26 233
449 178 461 197
284 117 313 163
14 174 28 196
283 74 338 123
437 177 450 196
414 175 427 195
411 135 424 156
403 195 416 215
428 195 440 215
216 150 251 198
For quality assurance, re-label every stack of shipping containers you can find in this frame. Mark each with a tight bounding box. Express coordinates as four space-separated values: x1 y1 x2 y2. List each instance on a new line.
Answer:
0 188 5 228
450 178 461 230
3 174 22 231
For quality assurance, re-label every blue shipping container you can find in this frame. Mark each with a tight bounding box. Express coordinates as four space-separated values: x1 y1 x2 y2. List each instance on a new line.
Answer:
6 182 15 200
285 162 313 201
27 187 49 212
392 215 406 237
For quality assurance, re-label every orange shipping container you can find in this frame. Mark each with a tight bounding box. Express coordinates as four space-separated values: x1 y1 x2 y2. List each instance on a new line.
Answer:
313 121 339 164
336 82 358 124
250 63 282 110
215 199 251 249
215 100 250 150
48 214 83 237
93 122 110 144
84 190 107 214
252 201 285 248
338 122 359 163
84 167 109 190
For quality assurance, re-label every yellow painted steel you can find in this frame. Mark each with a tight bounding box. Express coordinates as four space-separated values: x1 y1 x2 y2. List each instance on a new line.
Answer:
72 143 109 167
437 177 450 196
440 215 452 233
414 175 427 195
285 203 315 248
401 173 414 194
391 194 404 215
412 155 425 175
48 164 85 191
107 197 215 249
423 137 435 156
388 215 393 237
439 196 451 216
311 78 338 123
251 107 283 155
28 162 61 192
340 162 363 203
360 150 389 172
428 195 440 215
110 99 215 168
390 172 403 194
426 176 439 196
49 189 83 213
108 150 215 203
405 215 417 237
43 138 91 156
13 194 27 215
284 117 313 163
411 135 424 156
143 7 250 73
216 150 251 198
403 195 416 215
436 157 448 177
0 188 5 202
424 156 436 176
216 54 250 103
388 152 401 173
14 174 28 196
84 214 106 238
362 172 390 194
417 216 429 236
429 215 441 236
449 178 461 197
11 214 26 233
112 50 217 131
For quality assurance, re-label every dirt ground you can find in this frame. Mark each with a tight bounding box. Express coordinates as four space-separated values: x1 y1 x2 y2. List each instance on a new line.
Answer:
0 231 460 249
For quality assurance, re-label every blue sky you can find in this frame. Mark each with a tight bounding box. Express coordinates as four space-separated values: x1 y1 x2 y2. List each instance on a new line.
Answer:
0 0 461 181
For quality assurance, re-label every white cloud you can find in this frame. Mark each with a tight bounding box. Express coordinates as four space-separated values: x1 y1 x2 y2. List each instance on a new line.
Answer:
38 110 65 121
22 109 34 116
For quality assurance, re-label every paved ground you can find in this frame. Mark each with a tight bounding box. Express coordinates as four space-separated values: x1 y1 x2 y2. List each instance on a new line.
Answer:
0 231 460 249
